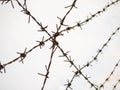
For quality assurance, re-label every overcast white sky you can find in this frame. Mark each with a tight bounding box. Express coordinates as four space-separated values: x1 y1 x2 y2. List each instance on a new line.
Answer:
0 0 120 90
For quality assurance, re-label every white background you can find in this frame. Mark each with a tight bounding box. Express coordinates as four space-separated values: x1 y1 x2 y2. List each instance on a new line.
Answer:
0 0 120 90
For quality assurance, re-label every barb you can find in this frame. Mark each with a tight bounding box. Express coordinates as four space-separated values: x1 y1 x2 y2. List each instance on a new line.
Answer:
36 36 45 49
23 0 27 9
0 61 6 73
64 56 74 68
64 80 73 90
65 66 81 90
17 48 27 63
99 59 120 89
112 79 120 90
0 0 14 8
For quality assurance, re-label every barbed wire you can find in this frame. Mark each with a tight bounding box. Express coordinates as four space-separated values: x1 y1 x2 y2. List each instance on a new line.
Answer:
0 0 82 90
63 27 120 90
0 0 119 71
60 0 120 33
38 45 57 90
57 44 98 90
80 27 120 70
99 59 120 89
0 0 120 90
57 0 77 31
